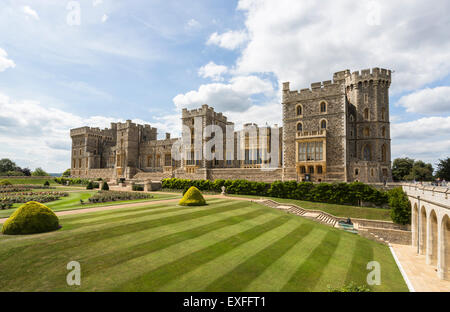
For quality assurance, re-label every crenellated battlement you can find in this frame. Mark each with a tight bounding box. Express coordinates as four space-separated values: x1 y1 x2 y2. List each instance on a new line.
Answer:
282 79 341 102
345 67 391 86
181 104 229 123
70 126 113 138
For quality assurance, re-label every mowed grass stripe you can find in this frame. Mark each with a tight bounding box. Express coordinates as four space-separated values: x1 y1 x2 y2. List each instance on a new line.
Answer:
371 244 409 292
344 238 374 287
159 219 305 292
80 209 268 276
242 227 327 292
1 201 248 261
76 212 283 291
204 223 314 292
113 216 291 291
0 206 268 291
281 231 341 291
311 234 357 291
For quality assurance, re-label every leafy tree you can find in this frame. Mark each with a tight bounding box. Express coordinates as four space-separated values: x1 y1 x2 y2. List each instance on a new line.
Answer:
435 157 450 181
405 160 434 181
391 158 414 181
62 169 71 177
0 159 17 173
388 188 411 225
101 181 109 191
21 168 31 176
32 168 50 177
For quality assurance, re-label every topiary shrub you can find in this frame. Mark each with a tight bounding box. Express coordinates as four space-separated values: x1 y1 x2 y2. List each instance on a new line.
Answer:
1 201 60 235
86 181 94 190
44 181 50 187
0 179 12 186
179 186 206 206
101 181 109 191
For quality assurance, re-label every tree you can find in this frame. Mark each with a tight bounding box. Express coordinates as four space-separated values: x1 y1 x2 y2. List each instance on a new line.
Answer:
388 188 411 225
392 158 414 181
21 168 31 176
101 181 109 191
435 157 450 181
405 160 434 181
32 168 50 177
62 169 71 177
0 159 17 173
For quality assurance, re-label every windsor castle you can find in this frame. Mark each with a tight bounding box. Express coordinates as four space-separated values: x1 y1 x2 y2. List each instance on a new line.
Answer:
70 67 392 183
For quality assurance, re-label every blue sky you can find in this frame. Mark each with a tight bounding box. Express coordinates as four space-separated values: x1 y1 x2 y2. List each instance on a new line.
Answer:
0 0 449 172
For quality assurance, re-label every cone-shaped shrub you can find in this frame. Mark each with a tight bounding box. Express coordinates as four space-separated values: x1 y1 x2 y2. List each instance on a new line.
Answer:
101 181 109 191
179 186 206 206
2 201 60 235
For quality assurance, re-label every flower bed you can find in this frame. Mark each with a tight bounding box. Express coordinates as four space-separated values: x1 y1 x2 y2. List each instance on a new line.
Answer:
0 185 54 193
0 191 69 209
88 191 153 203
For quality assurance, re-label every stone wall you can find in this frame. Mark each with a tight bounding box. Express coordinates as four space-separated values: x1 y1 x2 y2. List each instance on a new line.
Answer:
208 168 283 183
359 227 411 245
71 168 115 180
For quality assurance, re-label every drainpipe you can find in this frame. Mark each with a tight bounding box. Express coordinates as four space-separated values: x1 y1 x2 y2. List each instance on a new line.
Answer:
417 195 420 254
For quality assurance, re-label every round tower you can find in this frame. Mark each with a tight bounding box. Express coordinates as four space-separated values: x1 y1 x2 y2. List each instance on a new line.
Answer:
345 68 392 182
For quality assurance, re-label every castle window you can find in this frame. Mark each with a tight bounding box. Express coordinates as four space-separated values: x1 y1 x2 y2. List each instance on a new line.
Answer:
320 101 327 113
349 115 354 122
363 145 371 161
308 166 314 174
382 127 386 137
320 120 327 129
355 168 359 176
317 165 323 174
364 94 369 103
298 141 323 161
363 127 370 137
297 122 303 132
381 108 386 121
165 154 172 166
296 105 302 116
371 168 374 176
381 144 387 162
300 166 306 174
147 155 152 167
364 108 369 120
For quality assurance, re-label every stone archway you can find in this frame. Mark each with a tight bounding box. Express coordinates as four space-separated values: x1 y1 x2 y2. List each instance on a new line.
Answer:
412 203 418 247
428 210 438 265
440 215 450 280
420 206 427 255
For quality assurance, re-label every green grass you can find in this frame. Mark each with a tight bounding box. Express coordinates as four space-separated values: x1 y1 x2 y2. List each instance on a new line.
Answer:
0 191 180 218
227 194 392 221
0 199 407 292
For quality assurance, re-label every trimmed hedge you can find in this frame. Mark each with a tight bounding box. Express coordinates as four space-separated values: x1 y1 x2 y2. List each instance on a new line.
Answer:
179 186 206 206
162 178 389 207
1 201 60 235
0 179 12 186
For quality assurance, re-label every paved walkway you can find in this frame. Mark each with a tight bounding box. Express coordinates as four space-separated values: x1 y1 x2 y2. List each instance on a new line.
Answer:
391 243 450 292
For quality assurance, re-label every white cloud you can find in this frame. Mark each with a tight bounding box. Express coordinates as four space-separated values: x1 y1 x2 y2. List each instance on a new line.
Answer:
0 48 15 72
22 6 39 21
398 86 450 115
198 61 228 81
391 117 450 165
185 19 200 30
93 0 103 7
0 92 152 172
101 14 108 23
207 30 248 50
173 75 274 112
233 0 450 93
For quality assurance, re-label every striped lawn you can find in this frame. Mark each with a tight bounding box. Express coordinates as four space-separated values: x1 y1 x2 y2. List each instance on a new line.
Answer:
0 198 408 292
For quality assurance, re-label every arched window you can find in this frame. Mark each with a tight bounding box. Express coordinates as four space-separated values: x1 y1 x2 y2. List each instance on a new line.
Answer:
349 114 354 122
381 108 386 121
363 127 370 137
321 120 327 129
363 145 371 161
364 108 369 120
381 145 387 162
296 105 302 116
320 101 327 113
381 126 386 137
297 122 303 131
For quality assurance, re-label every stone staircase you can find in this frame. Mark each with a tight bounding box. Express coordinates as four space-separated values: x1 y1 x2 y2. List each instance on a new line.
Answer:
258 200 338 228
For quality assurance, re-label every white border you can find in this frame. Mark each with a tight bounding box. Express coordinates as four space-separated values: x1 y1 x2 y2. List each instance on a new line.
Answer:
389 244 415 292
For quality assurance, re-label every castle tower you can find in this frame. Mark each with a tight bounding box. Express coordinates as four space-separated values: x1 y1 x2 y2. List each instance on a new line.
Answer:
345 68 392 182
